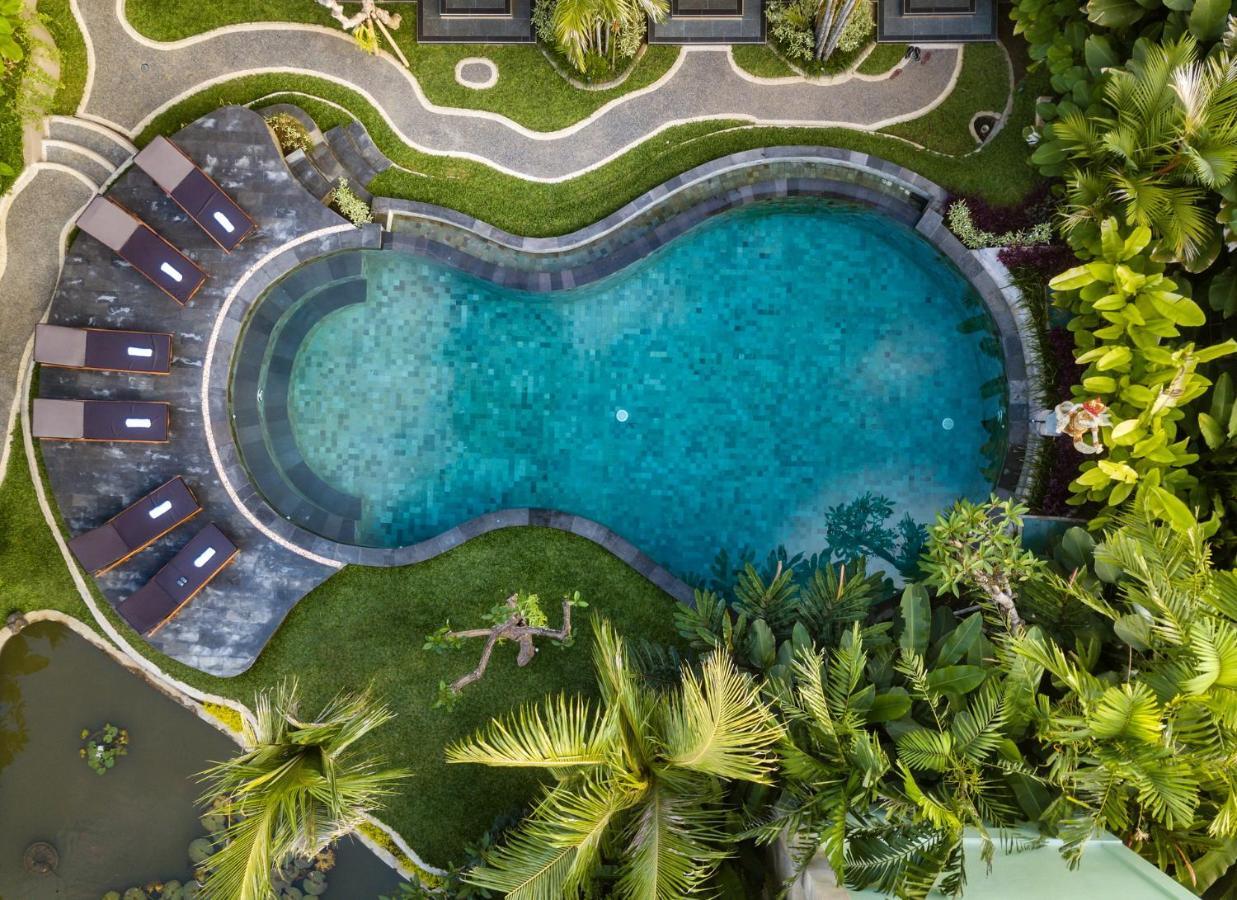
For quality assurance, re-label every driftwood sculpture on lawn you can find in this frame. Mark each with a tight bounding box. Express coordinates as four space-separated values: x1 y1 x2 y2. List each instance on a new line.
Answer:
314 0 410 66
425 591 587 708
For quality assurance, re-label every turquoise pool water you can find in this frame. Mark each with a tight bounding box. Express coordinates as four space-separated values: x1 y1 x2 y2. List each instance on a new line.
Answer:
250 202 1006 577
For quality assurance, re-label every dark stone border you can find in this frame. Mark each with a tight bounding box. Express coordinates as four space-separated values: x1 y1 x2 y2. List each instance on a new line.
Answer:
210 144 1033 601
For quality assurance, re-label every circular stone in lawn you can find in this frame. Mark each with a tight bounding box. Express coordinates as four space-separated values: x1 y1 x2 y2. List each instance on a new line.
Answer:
454 58 499 90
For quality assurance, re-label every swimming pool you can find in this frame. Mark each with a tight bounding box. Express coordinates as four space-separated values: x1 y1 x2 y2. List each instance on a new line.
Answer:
231 201 1006 579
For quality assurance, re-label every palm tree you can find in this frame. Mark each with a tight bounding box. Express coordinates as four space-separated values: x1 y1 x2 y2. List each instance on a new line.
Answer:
197 682 407 900
551 0 668 73
445 618 783 898
1050 35 1237 270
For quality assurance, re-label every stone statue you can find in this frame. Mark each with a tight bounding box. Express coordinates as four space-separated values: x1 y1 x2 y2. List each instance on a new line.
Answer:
1053 397 1111 455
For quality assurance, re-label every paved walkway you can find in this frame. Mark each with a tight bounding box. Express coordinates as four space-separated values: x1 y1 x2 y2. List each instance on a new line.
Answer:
77 0 960 181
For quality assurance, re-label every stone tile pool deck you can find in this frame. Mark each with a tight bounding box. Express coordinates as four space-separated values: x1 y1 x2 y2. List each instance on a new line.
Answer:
39 106 1033 678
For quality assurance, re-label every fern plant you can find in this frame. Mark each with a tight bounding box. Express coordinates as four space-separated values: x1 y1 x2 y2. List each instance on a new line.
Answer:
1009 506 1237 891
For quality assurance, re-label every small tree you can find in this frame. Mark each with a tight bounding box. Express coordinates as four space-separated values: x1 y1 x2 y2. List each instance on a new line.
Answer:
919 496 1043 631
425 591 587 706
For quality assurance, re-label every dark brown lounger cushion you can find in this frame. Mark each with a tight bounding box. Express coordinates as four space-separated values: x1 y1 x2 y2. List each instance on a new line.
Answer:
84 329 173 373
138 136 255 252
119 523 237 635
118 227 206 305
69 477 200 573
82 400 169 442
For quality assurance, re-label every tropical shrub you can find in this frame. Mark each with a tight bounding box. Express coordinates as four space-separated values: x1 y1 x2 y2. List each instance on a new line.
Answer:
674 555 891 680
331 178 373 227
766 0 873 65
535 0 665 74
947 199 1053 250
1011 506 1237 891
750 590 1044 897
1037 35 1237 271
265 113 312 155
1048 219 1236 525
919 496 1044 631
446 619 783 898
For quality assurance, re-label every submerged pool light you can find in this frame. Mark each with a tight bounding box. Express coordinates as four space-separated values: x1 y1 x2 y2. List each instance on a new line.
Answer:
616 409 629 423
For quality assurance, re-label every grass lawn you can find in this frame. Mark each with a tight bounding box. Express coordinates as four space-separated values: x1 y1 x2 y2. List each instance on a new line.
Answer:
730 44 797 79
883 43 1012 156
38 0 89 115
857 42 907 75
0 422 683 867
122 0 679 132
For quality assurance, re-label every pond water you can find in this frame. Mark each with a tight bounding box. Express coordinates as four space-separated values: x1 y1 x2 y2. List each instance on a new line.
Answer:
233 201 1007 577
0 621 404 899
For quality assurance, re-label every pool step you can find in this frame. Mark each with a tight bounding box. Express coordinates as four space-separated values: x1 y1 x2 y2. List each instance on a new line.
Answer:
284 148 334 202
323 126 377 202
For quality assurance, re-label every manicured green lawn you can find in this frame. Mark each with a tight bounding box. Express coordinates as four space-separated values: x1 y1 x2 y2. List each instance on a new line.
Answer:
730 44 798 79
857 42 907 75
883 43 1012 156
38 0 89 115
122 0 679 132
0 429 90 623
0 424 682 866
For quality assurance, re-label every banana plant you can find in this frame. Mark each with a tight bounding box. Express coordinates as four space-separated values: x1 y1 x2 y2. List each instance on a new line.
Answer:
1048 218 1237 526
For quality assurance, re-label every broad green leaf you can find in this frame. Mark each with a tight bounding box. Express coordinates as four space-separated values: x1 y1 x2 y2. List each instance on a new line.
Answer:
1151 487 1198 532
1110 419 1142 444
1199 413 1225 450
899 585 930 656
925 665 987 696
1195 338 1237 363
1188 0 1229 40
1083 34 1118 73
934 613 983 666
1114 613 1151 650
1097 346 1133 370
1050 265 1095 291
1097 459 1138 483
1087 0 1147 28
1210 372 1233 423
867 688 912 723
1209 267 1237 318
1150 295 1207 326
1083 375 1118 393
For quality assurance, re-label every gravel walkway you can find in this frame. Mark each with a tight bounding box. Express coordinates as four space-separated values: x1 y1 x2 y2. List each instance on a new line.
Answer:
78 0 960 180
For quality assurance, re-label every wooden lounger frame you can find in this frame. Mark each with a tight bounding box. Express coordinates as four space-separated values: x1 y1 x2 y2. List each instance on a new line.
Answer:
88 476 200 575
145 546 240 637
108 197 207 305
156 138 256 253
36 326 175 375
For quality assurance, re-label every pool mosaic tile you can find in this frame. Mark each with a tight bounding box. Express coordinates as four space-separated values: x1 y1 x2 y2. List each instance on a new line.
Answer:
236 202 1006 578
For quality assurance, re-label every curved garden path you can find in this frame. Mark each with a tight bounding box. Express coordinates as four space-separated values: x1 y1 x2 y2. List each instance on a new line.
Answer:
75 0 961 181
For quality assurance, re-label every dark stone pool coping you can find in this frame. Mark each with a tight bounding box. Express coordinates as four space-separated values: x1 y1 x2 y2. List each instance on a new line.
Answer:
209 144 1033 598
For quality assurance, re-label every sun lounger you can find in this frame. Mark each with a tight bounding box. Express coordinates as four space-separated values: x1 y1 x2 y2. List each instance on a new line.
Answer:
76 196 206 305
134 136 255 252
32 398 170 442
118 523 238 635
34 324 173 375
69 476 200 574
